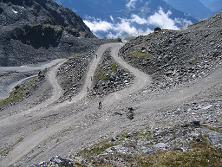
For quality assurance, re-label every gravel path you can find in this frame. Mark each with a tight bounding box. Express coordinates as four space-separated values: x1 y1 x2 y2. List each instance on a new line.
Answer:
0 59 66 129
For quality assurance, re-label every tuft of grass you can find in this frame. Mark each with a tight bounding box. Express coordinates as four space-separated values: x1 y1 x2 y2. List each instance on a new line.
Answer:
131 51 153 59
0 78 37 109
98 71 110 81
137 130 153 141
0 147 10 156
111 64 118 73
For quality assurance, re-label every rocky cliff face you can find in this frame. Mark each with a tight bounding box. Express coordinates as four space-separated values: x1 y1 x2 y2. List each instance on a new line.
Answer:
0 0 97 66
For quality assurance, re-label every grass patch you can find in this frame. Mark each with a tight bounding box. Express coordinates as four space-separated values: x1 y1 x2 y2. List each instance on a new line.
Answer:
78 140 115 159
0 78 37 109
98 71 110 81
138 135 222 167
77 132 222 167
111 64 118 73
137 130 153 141
131 51 153 59
138 146 222 167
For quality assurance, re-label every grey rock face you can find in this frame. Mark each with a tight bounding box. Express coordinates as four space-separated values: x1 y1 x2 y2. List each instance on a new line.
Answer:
0 0 96 66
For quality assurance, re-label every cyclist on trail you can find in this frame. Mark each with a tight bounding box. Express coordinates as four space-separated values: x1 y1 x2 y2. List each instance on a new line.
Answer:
98 101 102 109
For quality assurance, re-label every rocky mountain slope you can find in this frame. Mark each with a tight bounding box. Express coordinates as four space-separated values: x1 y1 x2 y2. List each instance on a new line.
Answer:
0 0 99 66
49 12 222 166
1 2 222 167
120 12 222 91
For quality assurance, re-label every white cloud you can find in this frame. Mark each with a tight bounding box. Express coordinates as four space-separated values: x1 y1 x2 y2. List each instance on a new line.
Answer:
126 0 137 9
108 18 151 38
115 19 139 35
131 14 147 25
84 19 112 32
84 17 151 38
175 18 193 29
147 8 179 30
84 7 192 39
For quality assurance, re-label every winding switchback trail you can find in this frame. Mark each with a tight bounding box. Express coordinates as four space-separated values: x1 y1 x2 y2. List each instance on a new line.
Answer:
103 43 151 106
1 43 152 167
0 59 66 127
0 74 38 100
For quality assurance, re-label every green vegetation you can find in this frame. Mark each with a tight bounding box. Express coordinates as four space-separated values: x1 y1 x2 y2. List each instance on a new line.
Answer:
78 140 115 158
96 64 118 81
138 146 222 167
0 78 37 109
98 71 110 81
0 147 10 156
137 130 153 141
111 63 118 73
131 51 153 59
190 58 199 65
76 131 222 167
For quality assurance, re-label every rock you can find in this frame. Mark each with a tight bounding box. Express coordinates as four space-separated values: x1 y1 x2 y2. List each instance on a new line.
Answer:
154 143 168 150
154 27 162 32
191 120 201 127
202 105 213 110
126 107 135 120
50 156 74 167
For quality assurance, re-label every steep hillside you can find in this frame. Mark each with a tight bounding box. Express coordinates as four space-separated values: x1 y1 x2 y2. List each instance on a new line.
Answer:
190 12 222 29
120 12 222 91
0 0 98 66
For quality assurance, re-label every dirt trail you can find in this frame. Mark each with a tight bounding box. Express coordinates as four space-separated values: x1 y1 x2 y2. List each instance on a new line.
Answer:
0 59 66 128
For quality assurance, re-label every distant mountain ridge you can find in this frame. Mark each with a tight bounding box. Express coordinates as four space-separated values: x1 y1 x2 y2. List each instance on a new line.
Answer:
199 0 222 12
164 0 213 20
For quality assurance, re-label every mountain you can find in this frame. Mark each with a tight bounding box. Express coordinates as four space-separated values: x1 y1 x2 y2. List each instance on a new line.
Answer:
119 12 222 92
0 0 99 66
57 0 197 38
164 0 213 20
